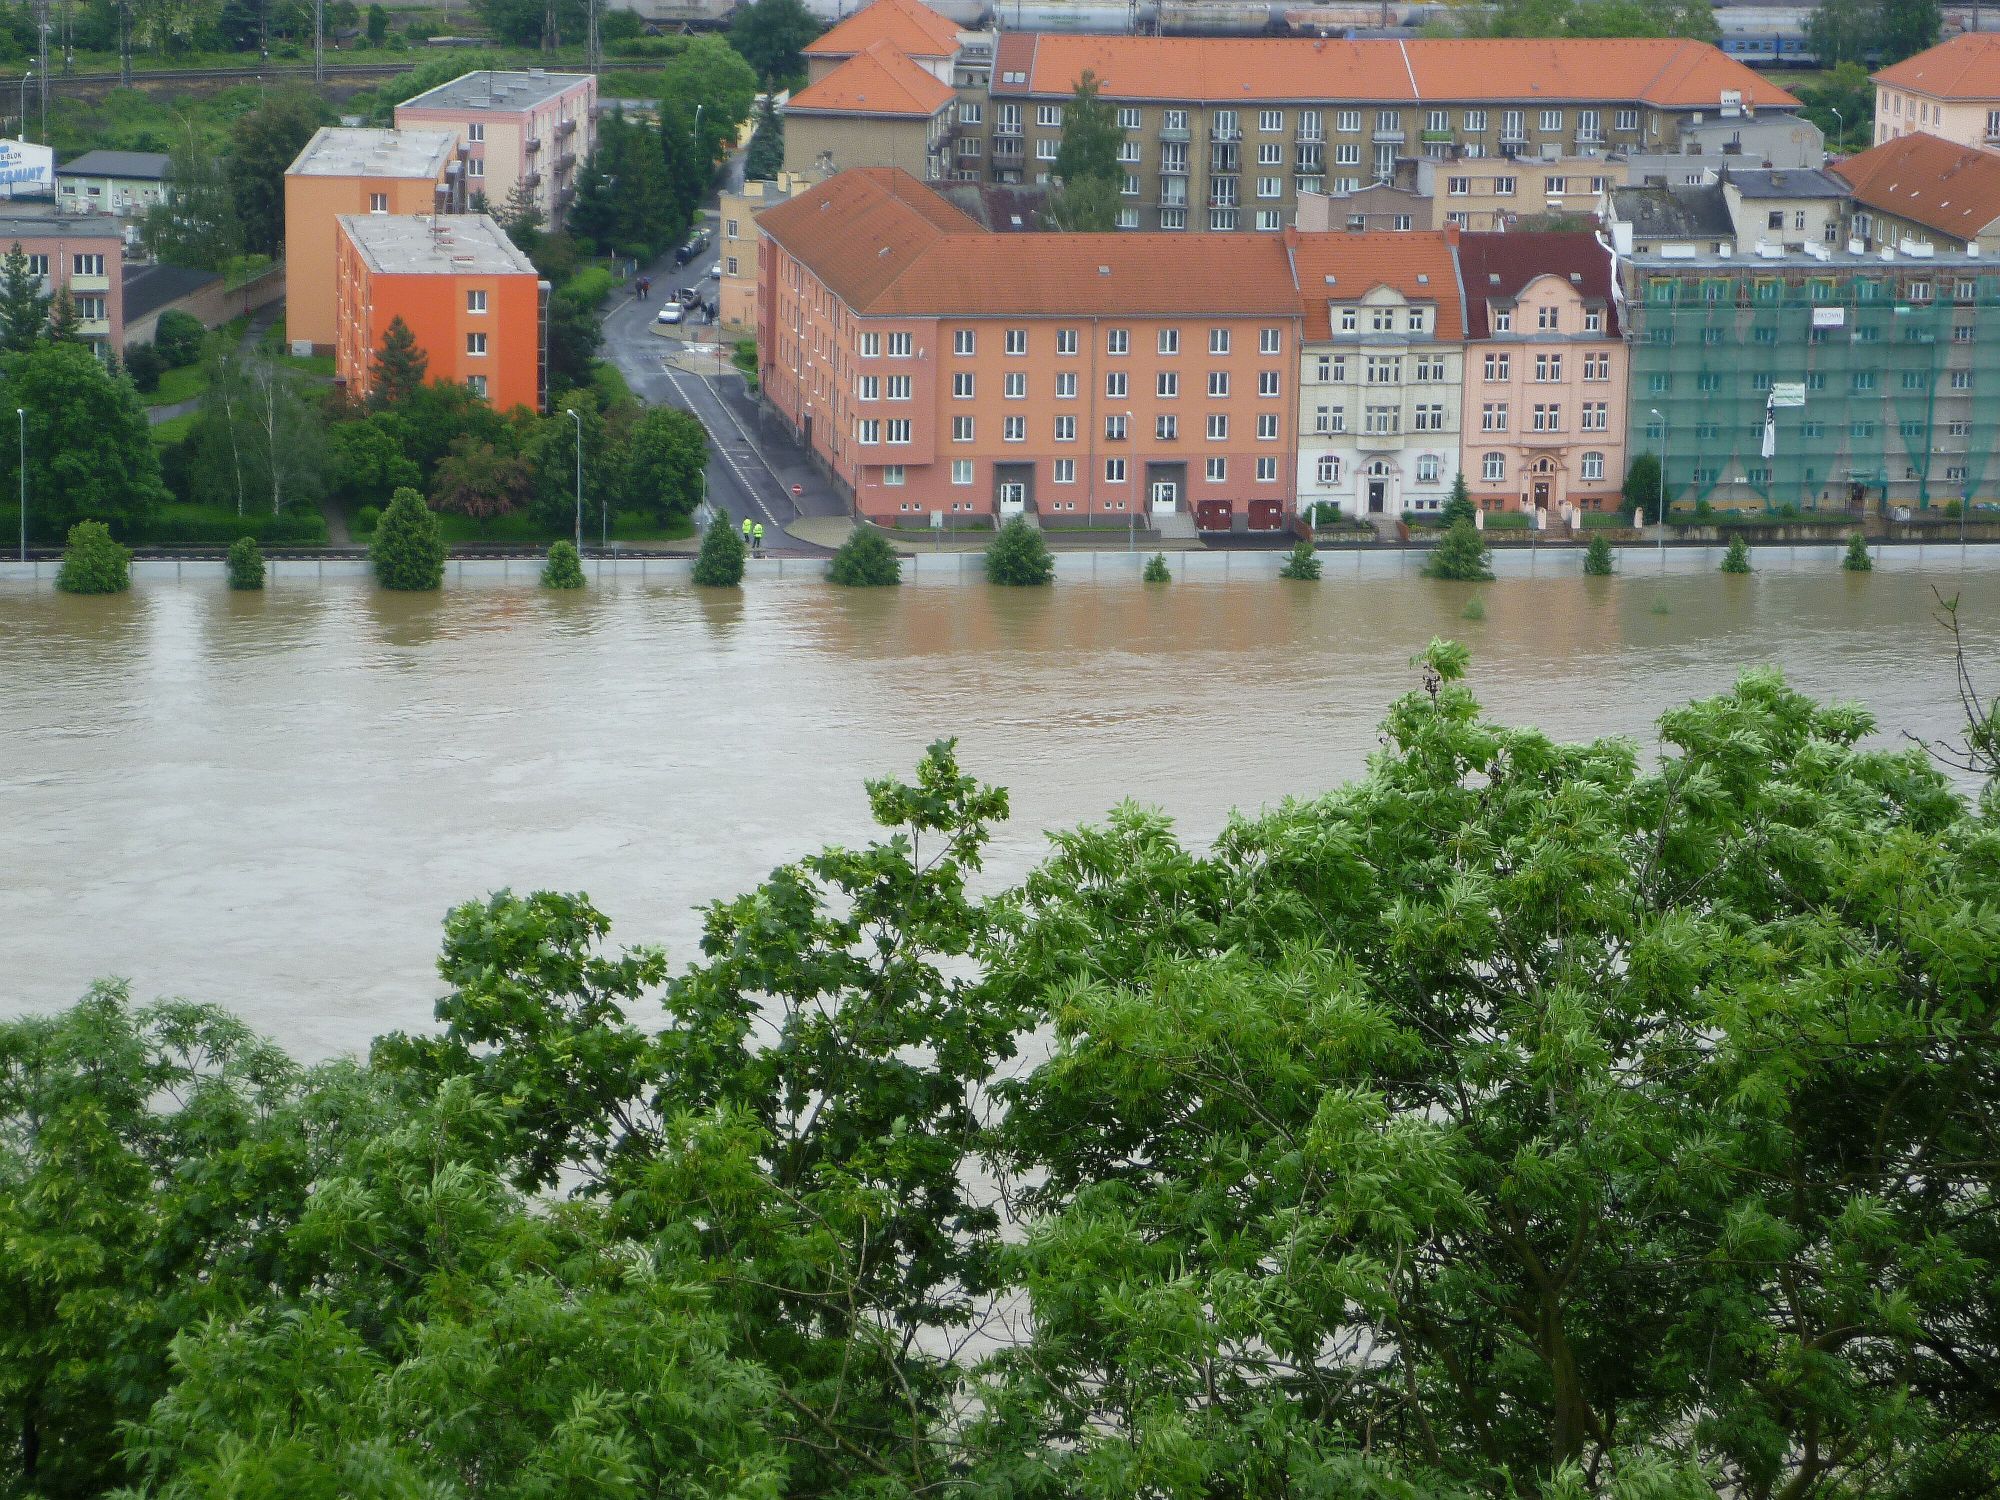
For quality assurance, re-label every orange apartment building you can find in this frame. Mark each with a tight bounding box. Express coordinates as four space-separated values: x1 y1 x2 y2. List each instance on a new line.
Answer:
284 127 465 352
334 213 547 413
758 168 1302 527
394 68 597 229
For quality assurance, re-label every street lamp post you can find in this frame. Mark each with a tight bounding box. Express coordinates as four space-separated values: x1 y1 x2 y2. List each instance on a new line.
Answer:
1649 407 1667 569
17 71 29 142
16 407 25 562
569 407 583 555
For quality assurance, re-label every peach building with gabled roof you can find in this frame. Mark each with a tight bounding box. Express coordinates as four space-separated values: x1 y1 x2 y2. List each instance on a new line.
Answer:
802 0 962 83
783 40 958 179
1872 34 2000 149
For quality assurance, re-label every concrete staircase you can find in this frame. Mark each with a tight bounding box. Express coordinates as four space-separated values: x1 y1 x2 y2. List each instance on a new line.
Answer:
1367 514 1402 543
1153 509 1198 542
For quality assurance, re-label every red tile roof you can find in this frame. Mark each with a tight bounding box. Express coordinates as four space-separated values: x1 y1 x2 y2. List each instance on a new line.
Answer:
1286 231 1465 340
803 0 960 61
758 167 1301 317
1872 32 2000 99
786 40 956 116
1831 131 2000 243
1453 231 1620 338
990 34 1797 109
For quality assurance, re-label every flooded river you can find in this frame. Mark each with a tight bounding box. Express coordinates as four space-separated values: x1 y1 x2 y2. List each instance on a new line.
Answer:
4 561 1996 1058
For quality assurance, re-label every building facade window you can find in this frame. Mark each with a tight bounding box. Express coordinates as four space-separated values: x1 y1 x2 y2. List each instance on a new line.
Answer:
466 332 487 355
1482 452 1505 482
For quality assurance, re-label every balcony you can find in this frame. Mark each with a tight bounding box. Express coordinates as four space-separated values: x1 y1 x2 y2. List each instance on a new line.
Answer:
67 274 110 293
1296 129 1324 144
1211 125 1242 142
1499 131 1528 147
1158 158 1189 175
1577 130 1605 145
1372 126 1405 142
992 137 1023 160
1419 129 1452 144
1296 149 1323 171
555 150 577 173
523 169 543 189
525 134 541 152
556 117 576 138
994 122 1023 137
1159 124 1190 141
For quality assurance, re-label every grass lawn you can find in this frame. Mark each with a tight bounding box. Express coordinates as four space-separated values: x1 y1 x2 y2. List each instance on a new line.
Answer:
592 362 635 406
143 364 208 408
151 412 197 445
430 510 697 545
1580 512 1630 529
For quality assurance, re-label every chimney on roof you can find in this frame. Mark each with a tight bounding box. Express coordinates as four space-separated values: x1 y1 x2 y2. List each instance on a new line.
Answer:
1443 221 1460 245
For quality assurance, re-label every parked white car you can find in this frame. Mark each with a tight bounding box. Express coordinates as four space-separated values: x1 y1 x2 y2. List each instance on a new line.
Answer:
656 303 683 326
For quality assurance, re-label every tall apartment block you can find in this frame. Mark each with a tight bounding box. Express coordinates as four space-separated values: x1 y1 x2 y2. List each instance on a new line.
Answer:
395 69 597 229
284 127 465 352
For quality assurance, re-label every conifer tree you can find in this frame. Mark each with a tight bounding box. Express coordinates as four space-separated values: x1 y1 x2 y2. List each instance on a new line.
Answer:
692 511 746 586
369 318 429 409
45 286 80 344
0 242 50 352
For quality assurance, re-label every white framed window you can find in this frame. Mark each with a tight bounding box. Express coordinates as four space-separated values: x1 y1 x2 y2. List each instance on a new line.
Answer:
1055 371 1077 398
1256 457 1277 481
1209 328 1231 354
1482 452 1504 482
1117 106 1141 129
1259 327 1280 354
1315 354 1344 382
466 374 487 398
1205 456 1226 481
1258 371 1280 397
859 333 881 357
1105 457 1126 482
1313 404 1343 433
887 375 911 400
1157 371 1179 397
467 289 487 313
1582 401 1607 431
725 257 738 276
468 159 484 178
1539 108 1562 132
466 332 487 355
1335 143 1360 166
859 375 881 400
1316 455 1340 484
1581 451 1605 481
951 460 974 484
1004 372 1026 398
1414 404 1444 431
1481 402 1508 432
1206 413 1228 440
1538 305 1560 331
1258 142 1283 165
1259 108 1283 133
1615 108 1639 131
369 193 388 213
1054 458 1076 483
1107 328 1129 354
1255 210 1282 231
1584 308 1602 333
1448 176 1470 196
1336 109 1361 132
1493 309 1512 332
1340 308 1358 332
1105 415 1127 440
1005 328 1027 355
1037 103 1063 127
887 419 911 444
952 372 974 398
467 122 484 142
1532 403 1560 432
1003 416 1025 442
857 419 881 444
1208 371 1229 397
1054 415 1076 441
882 465 905 485
1159 328 1179 355
954 329 976 355
1464 109 1487 131
1034 139 1059 161
1106 371 1128 398
888 332 912 356
1258 175 1282 198
1416 453 1440 482
1155 414 1177 440
1057 328 1078 355
951 416 974 441
1256 412 1278 440
1118 141 1140 163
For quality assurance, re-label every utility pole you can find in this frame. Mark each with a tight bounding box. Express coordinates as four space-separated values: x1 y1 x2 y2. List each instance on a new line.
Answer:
35 2 48 142
313 0 324 90
586 0 600 73
117 0 130 87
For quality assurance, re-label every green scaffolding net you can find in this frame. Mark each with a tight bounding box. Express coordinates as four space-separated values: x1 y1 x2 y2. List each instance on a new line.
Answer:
1627 268 2000 512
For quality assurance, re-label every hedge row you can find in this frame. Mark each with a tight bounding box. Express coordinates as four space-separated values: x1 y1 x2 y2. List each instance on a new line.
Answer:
144 512 331 547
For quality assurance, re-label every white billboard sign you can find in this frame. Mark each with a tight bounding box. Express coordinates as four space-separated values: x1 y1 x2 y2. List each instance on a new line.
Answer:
1770 382 1807 408
0 139 52 194
1811 305 1846 328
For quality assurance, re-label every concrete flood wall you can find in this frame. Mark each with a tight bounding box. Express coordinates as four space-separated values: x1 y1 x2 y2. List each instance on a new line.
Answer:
2 539 1998 588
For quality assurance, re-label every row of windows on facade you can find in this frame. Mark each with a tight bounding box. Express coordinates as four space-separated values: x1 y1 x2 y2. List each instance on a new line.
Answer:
1649 322 1985 347
981 103 1642 138
19 253 108 277
1643 275 1996 304
1306 400 1610 433
860 369 1288 400
870 455 1287 486
1684 463 1972 484
1446 174 1607 198
1643 416 1980 442
1642 370 1980 393
856 411 1287 442
857 327 1288 357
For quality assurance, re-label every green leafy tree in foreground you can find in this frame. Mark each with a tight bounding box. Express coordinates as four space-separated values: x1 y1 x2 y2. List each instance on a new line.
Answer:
54 520 131 593
1141 551 1171 583
729 0 821 83
225 535 265 590
827 523 901 586
623 406 707 526
1424 516 1493 580
743 92 785 180
1279 539 1321 579
541 539 585 589
1722 533 1753 573
370 486 445 591
1584 533 1614 575
986 514 1054 586
1845 531 1874 571
691 510 745 586
1 340 171 535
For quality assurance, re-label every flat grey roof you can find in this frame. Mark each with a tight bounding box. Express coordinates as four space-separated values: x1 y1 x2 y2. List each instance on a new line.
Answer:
58 149 171 180
1725 167 1850 200
338 212 537 276
0 208 122 239
287 126 458 179
400 69 591 112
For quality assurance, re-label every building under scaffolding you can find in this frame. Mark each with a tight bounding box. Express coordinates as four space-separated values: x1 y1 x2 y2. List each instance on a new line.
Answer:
1621 248 2000 514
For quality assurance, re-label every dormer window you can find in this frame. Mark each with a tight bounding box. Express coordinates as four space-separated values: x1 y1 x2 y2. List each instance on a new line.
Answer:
1494 308 1512 332
1339 306 1358 331
1371 307 1394 331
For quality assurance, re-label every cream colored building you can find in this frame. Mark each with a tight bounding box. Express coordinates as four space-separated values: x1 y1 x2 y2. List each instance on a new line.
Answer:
1873 34 2000 149
718 173 817 335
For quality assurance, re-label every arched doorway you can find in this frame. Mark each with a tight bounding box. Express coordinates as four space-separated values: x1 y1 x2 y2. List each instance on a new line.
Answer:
1527 455 1561 513
1364 459 1395 515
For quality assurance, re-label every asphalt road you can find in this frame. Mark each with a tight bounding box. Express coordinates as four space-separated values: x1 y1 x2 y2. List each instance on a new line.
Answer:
598 178 850 552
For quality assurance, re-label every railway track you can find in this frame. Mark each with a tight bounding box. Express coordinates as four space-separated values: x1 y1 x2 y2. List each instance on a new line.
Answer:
44 57 674 92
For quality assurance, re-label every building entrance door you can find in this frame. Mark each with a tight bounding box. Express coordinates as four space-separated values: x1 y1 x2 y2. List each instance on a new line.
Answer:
1150 480 1179 512
1367 479 1386 513
1533 479 1551 508
998 483 1026 515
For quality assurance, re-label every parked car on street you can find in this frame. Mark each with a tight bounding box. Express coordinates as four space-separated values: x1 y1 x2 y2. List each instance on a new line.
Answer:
656 303 684 326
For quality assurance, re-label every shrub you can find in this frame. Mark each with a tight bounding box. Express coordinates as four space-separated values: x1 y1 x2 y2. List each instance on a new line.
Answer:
1623 452 1662 524
1141 552 1171 583
1279 541 1320 580
828 525 901 586
145 511 329 548
123 341 165 393
153 311 207 368
354 505 382 537
1461 594 1486 621
225 535 264 590
1944 499 1964 519
1440 472 1475 529
1583 534 1614 576
985 515 1054 587
1307 501 1342 528
561 266 618 310
1423 518 1493 582
1843 532 1873 573
370 487 446 591
692 512 746 587
55 520 131 594
542 539 585 589
1721 535 1752 574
